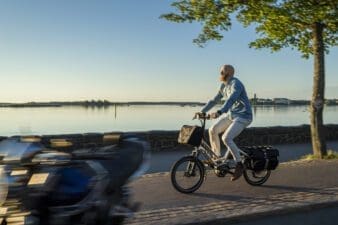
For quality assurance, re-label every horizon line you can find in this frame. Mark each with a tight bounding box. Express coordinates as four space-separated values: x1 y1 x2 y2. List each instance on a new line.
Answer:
1 97 333 104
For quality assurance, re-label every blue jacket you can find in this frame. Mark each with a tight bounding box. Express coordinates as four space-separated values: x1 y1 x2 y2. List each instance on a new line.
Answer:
201 77 253 120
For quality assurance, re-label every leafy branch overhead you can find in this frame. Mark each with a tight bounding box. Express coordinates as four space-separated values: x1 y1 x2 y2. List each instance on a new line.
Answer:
160 0 338 58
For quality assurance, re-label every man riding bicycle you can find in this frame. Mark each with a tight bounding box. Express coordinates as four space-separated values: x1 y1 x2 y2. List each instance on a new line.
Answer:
200 64 252 181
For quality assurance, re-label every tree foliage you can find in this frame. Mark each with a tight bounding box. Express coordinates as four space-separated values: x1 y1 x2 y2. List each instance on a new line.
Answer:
161 0 337 58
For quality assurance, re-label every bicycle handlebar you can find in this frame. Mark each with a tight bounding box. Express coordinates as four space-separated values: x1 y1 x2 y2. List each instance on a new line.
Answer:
193 113 212 120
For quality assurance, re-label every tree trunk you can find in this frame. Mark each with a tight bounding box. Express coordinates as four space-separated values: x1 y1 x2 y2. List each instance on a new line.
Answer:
310 22 327 158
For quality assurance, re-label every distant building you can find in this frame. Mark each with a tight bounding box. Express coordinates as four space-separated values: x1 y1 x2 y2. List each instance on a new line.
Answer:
256 98 273 105
252 93 258 105
273 98 290 105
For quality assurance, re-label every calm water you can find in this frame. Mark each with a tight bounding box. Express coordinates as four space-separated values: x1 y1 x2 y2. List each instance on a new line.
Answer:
0 105 337 136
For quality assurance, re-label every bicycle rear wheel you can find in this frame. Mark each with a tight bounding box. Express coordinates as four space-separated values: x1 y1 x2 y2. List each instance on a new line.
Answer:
243 169 271 186
170 156 205 194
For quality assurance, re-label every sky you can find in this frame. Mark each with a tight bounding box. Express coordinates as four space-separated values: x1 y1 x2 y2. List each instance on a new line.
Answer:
0 0 337 103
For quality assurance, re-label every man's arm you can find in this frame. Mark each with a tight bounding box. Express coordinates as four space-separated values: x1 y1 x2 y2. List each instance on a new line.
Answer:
201 84 224 113
218 80 243 114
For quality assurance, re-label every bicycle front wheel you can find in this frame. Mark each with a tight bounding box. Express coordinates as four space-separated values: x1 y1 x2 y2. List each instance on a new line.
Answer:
170 156 205 194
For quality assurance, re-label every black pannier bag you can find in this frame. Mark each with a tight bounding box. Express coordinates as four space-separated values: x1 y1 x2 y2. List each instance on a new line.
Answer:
243 146 279 171
178 125 204 147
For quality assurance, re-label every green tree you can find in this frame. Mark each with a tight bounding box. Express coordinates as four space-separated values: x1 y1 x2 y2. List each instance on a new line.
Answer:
161 0 337 158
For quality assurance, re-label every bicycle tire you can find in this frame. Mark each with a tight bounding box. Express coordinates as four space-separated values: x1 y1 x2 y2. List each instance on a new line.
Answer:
243 169 271 186
170 156 205 194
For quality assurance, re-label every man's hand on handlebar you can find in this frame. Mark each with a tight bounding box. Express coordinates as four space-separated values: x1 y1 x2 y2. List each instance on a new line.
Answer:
210 111 221 119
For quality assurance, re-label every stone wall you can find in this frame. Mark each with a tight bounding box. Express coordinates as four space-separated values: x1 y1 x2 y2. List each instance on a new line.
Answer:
0 125 337 151
134 124 338 150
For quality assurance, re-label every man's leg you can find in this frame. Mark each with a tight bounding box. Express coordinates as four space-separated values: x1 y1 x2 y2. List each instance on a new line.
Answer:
221 119 251 180
208 115 232 157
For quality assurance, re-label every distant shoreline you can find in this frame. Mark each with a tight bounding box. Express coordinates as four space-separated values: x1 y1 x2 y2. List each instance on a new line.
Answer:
0 101 206 108
0 100 337 108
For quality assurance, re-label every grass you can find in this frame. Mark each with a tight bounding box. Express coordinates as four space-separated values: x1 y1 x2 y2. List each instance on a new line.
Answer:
301 150 338 160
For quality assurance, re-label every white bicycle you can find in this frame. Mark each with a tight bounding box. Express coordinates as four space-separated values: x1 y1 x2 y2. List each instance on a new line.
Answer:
171 113 279 194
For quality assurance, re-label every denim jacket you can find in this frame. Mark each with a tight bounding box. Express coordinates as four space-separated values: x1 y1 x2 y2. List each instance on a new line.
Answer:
201 77 253 121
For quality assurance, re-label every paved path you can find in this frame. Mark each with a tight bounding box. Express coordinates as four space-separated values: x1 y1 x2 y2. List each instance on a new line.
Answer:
126 160 338 225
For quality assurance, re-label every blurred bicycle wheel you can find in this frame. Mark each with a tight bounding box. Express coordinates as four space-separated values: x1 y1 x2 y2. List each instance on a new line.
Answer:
0 166 8 206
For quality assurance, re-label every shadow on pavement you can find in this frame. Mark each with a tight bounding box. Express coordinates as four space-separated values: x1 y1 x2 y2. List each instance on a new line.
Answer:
191 184 335 203
260 184 333 195
192 192 258 202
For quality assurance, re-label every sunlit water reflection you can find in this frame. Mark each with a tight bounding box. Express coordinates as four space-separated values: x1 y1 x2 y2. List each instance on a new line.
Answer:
0 105 337 136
